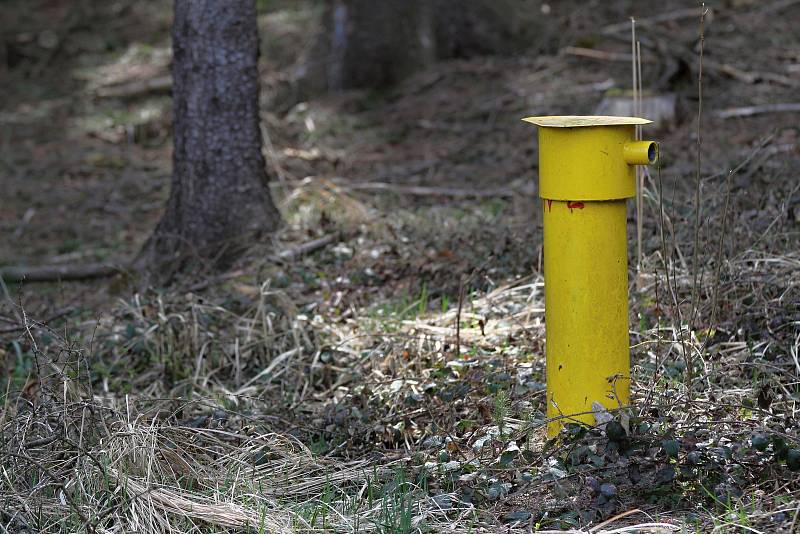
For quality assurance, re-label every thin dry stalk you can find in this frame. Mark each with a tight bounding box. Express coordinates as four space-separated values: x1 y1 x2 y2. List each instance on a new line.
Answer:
686 4 709 399
455 276 465 359
636 40 644 277
654 158 691 392
631 20 642 274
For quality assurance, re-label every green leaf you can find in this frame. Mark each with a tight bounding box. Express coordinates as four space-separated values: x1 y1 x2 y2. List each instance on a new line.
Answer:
773 436 789 460
787 449 800 472
499 450 518 467
751 433 769 452
503 511 532 523
605 421 627 442
457 419 476 432
662 439 680 458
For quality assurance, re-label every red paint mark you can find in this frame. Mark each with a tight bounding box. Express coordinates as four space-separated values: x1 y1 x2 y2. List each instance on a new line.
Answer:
567 201 585 212
547 199 553 212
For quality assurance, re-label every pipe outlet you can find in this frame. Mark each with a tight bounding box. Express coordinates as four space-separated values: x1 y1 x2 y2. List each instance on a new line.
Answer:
623 141 658 165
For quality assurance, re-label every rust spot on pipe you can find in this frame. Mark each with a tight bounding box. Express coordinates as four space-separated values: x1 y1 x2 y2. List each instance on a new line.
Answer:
547 199 553 212
567 201 585 212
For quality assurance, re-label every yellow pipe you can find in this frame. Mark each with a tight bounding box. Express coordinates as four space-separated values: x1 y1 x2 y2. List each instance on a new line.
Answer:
522 115 658 436
623 140 658 166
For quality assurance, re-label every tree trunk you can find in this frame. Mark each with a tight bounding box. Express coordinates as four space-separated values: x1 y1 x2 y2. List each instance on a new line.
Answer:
296 0 548 94
337 0 435 90
433 0 547 59
137 0 281 282
298 0 435 94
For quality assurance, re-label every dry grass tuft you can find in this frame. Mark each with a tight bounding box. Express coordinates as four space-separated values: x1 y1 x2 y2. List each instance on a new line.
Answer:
3 168 798 531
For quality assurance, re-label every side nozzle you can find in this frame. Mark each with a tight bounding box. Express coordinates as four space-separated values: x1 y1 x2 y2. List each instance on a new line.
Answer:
623 141 658 165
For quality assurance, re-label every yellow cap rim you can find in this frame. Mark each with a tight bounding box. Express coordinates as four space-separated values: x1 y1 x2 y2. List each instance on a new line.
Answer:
522 115 653 128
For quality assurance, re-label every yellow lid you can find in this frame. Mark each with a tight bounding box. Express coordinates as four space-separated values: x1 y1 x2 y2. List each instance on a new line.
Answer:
522 115 652 128
535 124 637 200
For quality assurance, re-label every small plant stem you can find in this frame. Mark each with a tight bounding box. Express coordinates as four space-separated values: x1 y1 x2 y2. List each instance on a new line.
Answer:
631 19 643 276
697 135 773 359
636 40 644 276
705 170 732 339
687 4 708 400
656 156 691 401
455 276 465 359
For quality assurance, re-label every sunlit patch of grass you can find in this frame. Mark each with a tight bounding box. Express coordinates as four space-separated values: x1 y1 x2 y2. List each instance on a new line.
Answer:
74 96 171 145
369 283 431 323
286 101 367 144
373 470 425 534
279 177 373 233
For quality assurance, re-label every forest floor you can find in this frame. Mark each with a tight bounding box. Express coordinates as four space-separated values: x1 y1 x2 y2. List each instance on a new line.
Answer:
1 0 799 532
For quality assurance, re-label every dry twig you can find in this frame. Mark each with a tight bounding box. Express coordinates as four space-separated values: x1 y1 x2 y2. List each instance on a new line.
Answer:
714 102 800 119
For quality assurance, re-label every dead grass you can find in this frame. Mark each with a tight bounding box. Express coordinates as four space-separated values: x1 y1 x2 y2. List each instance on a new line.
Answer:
3 169 797 531
2 0 800 532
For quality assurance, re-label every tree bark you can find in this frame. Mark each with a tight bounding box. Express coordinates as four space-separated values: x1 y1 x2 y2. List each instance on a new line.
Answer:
137 0 281 282
433 0 545 59
337 0 435 90
296 0 547 94
298 0 435 93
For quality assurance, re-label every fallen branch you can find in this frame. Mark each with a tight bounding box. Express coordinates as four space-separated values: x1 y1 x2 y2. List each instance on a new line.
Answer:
95 75 172 99
0 262 122 283
565 44 797 90
330 179 534 198
604 29 799 90
752 0 800 15
183 233 344 292
0 234 342 285
705 60 799 88
600 7 706 34
271 232 342 262
0 308 74 334
714 102 800 119
563 46 655 64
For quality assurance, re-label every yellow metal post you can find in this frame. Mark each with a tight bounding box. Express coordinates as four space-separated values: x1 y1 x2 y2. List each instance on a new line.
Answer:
522 116 657 436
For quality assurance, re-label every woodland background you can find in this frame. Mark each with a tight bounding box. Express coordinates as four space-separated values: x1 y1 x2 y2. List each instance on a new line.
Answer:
1 0 799 532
